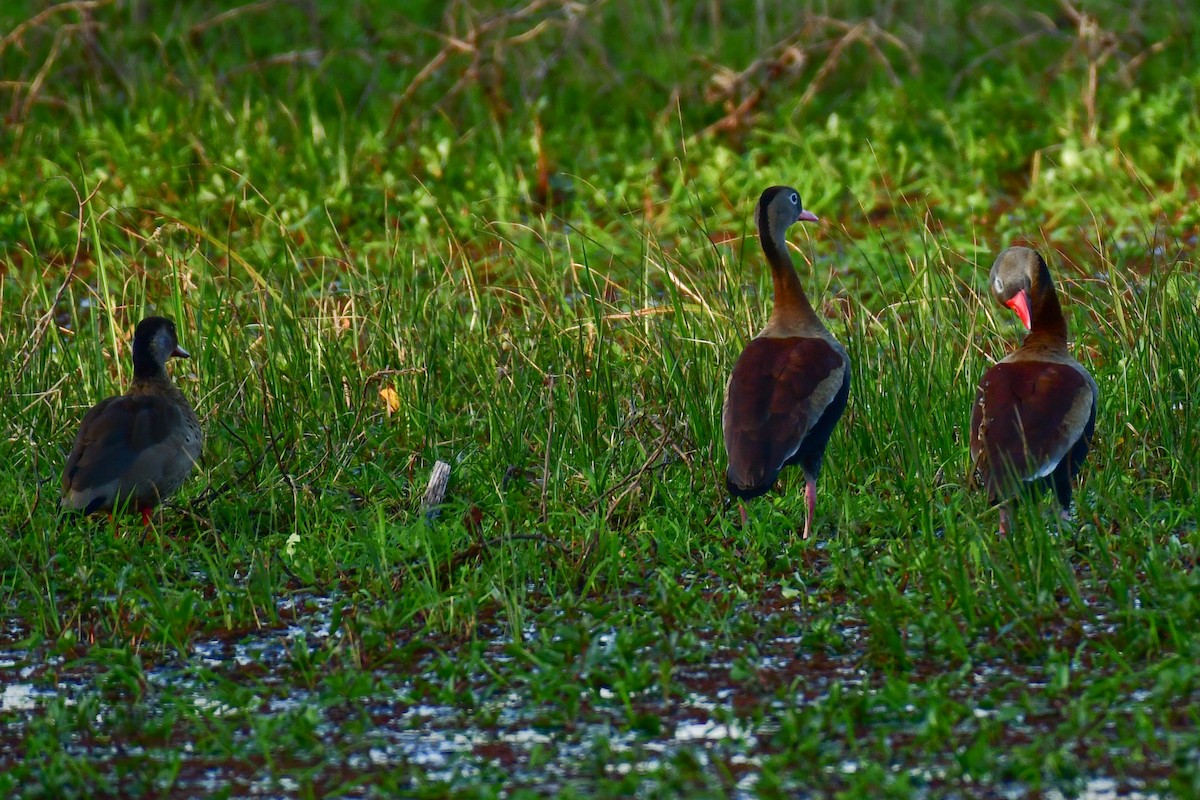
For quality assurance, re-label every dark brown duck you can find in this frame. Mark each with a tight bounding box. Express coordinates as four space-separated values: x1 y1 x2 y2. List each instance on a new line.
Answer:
62 316 203 526
723 186 850 540
970 246 1098 534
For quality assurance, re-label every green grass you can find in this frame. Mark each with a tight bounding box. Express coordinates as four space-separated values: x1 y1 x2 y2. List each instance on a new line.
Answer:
1 1 1198 797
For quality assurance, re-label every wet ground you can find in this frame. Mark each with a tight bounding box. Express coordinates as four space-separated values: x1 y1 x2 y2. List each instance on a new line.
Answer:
0 583 1184 798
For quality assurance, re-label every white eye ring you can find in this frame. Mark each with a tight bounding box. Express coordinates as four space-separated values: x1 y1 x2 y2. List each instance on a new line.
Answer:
992 276 1004 294
790 192 799 205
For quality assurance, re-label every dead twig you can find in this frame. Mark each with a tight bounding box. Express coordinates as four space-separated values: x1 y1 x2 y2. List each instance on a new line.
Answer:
185 418 271 512
386 0 599 139
14 178 101 381
540 373 556 523
445 533 570 575
3 1 115 124
187 0 281 38
253 358 298 495
218 49 324 84
583 434 668 518
0 0 111 57
696 14 917 141
952 2 1170 144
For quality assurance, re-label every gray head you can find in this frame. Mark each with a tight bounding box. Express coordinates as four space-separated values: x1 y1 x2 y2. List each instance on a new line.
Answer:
989 246 1052 330
132 316 190 378
754 186 818 249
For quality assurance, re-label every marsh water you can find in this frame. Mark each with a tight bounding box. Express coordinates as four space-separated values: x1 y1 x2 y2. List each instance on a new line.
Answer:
0 588 1167 798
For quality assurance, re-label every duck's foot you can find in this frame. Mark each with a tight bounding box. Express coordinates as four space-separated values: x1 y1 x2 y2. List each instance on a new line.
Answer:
1053 507 1077 540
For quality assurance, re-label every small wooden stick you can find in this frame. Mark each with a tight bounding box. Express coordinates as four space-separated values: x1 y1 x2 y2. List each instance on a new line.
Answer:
422 460 451 522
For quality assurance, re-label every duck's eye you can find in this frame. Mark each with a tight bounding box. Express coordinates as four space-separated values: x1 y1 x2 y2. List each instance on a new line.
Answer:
993 276 1004 294
790 192 799 206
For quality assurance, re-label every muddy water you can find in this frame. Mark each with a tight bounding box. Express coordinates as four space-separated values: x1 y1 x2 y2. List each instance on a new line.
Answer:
0 595 1168 798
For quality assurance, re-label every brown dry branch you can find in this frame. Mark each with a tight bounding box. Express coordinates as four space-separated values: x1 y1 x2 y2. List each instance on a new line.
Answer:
798 17 912 107
253 355 299 496
11 22 80 120
577 411 695 566
2 0 114 123
442 532 570 578
1058 0 1122 145
953 2 1171 144
0 0 110 56
218 49 324 84
949 15 1060 97
187 0 282 38
583 433 667 520
696 13 917 141
184 417 269 516
539 372 556 523
386 0 599 139
13 178 101 381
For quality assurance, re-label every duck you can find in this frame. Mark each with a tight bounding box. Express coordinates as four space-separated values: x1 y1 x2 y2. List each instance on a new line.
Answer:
970 246 1097 534
722 186 850 540
62 316 203 526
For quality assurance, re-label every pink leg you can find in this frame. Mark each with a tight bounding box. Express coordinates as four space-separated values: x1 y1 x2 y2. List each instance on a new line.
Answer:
141 506 153 527
998 506 1010 537
739 502 748 528
802 478 816 540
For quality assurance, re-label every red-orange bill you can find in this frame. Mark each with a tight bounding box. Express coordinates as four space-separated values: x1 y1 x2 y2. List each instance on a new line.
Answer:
1005 289 1032 330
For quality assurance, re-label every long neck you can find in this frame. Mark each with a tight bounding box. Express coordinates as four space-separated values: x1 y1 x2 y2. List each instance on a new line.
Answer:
130 346 176 393
133 349 168 381
1025 262 1069 349
759 217 820 330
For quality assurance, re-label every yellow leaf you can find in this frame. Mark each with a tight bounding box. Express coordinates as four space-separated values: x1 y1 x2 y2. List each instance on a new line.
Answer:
379 386 401 415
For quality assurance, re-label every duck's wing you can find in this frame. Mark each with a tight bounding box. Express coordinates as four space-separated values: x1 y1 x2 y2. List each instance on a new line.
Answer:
970 359 1095 495
723 335 848 496
62 395 196 511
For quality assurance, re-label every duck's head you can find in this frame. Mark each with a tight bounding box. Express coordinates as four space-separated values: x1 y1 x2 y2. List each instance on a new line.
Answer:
754 186 818 245
988 246 1051 331
132 316 190 378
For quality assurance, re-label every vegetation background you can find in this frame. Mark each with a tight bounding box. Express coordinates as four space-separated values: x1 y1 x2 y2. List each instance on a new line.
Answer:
0 0 1197 796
